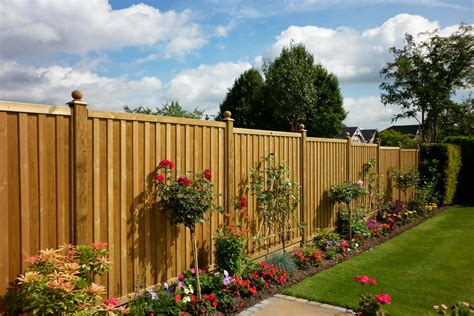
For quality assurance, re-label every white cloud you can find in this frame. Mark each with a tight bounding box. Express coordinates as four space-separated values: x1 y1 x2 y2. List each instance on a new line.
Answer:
0 60 162 111
270 14 462 82
343 96 419 129
0 0 206 59
0 60 252 114
164 62 252 109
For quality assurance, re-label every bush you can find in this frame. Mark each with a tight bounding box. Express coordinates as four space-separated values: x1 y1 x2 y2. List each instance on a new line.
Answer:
291 247 324 269
420 144 462 205
266 252 298 275
445 136 474 205
312 227 340 250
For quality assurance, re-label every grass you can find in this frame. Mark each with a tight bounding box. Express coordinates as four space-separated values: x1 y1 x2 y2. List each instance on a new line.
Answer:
283 206 474 315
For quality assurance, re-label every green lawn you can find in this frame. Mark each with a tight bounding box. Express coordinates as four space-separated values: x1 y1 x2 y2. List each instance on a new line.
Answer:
283 206 474 315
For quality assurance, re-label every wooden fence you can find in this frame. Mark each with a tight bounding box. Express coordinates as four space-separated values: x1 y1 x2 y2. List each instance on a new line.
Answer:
0 92 419 297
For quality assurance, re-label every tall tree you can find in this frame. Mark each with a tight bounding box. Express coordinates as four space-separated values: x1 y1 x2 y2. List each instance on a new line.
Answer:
124 101 204 119
439 98 474 139
380 24 473 143
218 44 346 137
217 69 264 128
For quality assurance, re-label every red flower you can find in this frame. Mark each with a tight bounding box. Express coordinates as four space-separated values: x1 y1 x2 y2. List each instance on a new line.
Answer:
158 159 174 169
206 293 216 301
223 213 231 217
103 297 120 307
211 300 218 307
201 307 207 313
154 174 165 183
239 197 248 208
368 278 377 285
375 293 391 305
203 169 212 181
175 294 181 302
249 286 257 295
177 177 190 186
355 275 369 285
252 272 259 278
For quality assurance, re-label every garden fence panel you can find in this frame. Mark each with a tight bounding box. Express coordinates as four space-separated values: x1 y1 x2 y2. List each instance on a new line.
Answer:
0 98 419 298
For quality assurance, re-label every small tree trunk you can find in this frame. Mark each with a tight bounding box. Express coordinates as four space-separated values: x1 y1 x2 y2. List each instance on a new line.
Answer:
347 202 352 240
190 226 202 300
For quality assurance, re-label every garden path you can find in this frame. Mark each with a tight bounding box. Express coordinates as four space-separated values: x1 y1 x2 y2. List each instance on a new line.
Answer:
239 294 352 315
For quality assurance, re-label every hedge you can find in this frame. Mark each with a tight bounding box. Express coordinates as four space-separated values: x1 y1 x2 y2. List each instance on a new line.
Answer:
419 144 461 205
444 136 474 205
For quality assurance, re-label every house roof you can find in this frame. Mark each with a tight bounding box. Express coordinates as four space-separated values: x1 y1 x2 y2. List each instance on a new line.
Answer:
383 125 420 136
339 126 359 138
360 129 378 141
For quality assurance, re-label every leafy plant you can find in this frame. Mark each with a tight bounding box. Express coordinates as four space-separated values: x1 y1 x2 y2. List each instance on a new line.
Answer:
354 276 391 316
291 247 324 269
434 301 473 315
330 181 365 240
154 160 217 300
389 167 419 198
214 203 251 276
1 243 127 315
312 227 341 250
249 153 300 252
266 252 298 275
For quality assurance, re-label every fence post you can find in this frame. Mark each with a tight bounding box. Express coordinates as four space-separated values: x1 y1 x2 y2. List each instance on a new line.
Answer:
375 137 381 196
398 141 402 202
298 124 307 245
68 90 90 244
345 132 352 182
222 111 234 214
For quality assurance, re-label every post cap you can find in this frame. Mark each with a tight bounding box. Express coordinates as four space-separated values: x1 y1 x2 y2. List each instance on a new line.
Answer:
398 141 402 147
375 137 381 145
223 111 232 119
298 124 306 132
71 90 83 100
345 132 351 139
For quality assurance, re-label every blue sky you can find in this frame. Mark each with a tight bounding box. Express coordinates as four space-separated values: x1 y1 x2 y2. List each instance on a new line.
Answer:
0 0 472 129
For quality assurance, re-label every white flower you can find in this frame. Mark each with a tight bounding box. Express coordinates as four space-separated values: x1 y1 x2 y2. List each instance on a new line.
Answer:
182 296 191 303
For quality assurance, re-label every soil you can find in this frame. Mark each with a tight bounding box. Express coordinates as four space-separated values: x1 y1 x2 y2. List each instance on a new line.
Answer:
226 206 449 315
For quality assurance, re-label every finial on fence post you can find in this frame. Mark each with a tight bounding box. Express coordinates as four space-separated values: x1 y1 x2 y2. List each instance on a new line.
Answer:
223 111 234 121
68 90 87 107
375 137 381 145
345 132 351 139
398 141 402 148
298 124 306 132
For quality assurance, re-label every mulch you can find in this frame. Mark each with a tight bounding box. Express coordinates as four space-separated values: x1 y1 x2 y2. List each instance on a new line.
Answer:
226 206 449 315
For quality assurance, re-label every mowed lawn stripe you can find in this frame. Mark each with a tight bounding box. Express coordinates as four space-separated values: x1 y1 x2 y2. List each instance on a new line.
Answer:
283 206 474 315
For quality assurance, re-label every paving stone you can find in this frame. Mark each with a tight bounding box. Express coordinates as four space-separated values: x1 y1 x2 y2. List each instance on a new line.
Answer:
247 307 260 312
295 298 308 303
238 311 252 316
259 299 273 305
320 303 338 309
332 306 348 312
308 301 322 306
274 294 286 298
283 295 297 301
254 303 265 308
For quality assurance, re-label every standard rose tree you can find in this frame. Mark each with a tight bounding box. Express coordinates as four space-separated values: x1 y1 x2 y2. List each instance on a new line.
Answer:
154 160 216 300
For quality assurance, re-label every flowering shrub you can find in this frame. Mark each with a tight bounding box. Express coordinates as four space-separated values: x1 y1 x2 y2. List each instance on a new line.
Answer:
214 200 251 276
249 262 288 288
389 167 419 195
291 247 324 269
322 239 353 259
312 227 341 250
2 243 127 315
154 160 218 300
330 181 365 239
354 275 391 316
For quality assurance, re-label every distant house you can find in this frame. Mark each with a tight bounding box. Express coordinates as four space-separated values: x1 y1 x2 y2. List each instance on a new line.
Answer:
339 127 365 143
381 125 422 140
360 129 378 144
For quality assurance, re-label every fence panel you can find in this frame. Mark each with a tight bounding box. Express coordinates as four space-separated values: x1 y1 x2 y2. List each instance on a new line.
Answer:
0 98 420 297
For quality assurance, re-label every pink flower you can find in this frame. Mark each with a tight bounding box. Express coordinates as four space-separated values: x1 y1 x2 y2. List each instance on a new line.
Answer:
356 179 364 187
355 275 369 285
368 278 377 285
177 177 190 186
375 293 391 305
190 268 196 274
154 175 165 183
158 159 174 169
92 241 108 250
103 297 120 307
203 169 212 181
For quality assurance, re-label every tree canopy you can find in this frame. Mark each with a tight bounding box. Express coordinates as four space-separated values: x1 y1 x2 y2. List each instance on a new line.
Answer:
218 44 346 137
380 24 473 143
378 129 419 148
124 101 204 119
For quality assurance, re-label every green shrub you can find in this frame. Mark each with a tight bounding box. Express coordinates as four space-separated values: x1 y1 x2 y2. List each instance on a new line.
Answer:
419 144 462 205
445 136 474 205
266 252 298 275
312 227 341 250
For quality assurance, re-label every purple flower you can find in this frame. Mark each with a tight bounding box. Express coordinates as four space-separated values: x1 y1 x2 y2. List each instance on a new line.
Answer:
223 270 231 286
178 281 184 288
367 219 379 229
146 288 158 300
178 273 185 280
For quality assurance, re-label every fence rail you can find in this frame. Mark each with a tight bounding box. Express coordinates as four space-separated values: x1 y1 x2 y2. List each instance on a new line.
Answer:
0 93 419 297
